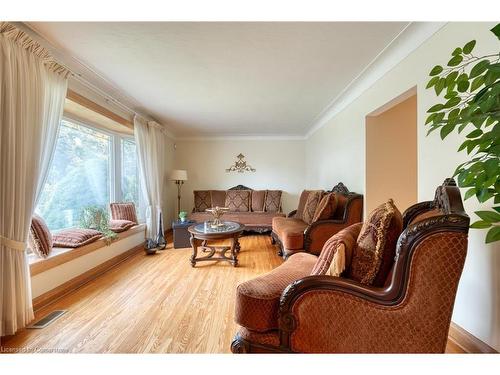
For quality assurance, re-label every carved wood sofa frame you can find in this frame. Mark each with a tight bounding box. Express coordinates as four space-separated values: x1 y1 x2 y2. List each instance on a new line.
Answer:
231 178 470 353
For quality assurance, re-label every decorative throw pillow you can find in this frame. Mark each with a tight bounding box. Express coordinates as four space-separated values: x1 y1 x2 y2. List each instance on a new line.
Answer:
53 228 103 248
302 190 324 224
109 219 135 233
263 190 282 212
312 193 338 223
251 190 267 212
28 214 53 258
225 190 251 212
310 223 361 276
295 190 311 219
347 199 403 286
110 202 138 223
210 190 227 208
193 191 211 212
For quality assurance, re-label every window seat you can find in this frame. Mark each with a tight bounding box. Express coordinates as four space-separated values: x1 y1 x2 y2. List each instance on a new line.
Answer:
29 224 146 276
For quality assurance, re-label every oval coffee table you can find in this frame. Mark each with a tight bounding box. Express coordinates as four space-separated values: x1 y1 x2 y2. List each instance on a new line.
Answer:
188 221 245 267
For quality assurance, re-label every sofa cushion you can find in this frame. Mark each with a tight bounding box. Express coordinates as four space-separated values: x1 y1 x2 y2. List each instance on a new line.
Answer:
310 223 362 276
194 191 212 212
264 190 282 212
251 190 267 212
110 202 138 223
52 228 102 248
272 216 308 250
235 252 318 332
347 199 403 286
295 190 310 219
109 219 135 233
225 190 251 212
210 190 227 208
302 190 324 225
28 214 53 258
312 193 338 223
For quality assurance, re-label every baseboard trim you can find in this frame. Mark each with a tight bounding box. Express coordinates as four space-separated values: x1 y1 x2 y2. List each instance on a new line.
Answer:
448 322 498 353
32 243 144 312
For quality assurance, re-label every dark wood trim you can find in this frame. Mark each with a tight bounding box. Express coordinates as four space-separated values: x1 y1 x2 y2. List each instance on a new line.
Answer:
448 322 498 353
228 185 252 190
231 333 290 354
32 243 144 312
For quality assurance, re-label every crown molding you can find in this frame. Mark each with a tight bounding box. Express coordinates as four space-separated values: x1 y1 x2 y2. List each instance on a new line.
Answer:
176 134 306 141
305 22 446 139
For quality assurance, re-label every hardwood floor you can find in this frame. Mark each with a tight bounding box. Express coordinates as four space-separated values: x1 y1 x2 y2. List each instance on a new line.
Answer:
2 234 465 353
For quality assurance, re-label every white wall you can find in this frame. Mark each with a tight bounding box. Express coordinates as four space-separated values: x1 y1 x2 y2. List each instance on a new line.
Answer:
173 139 306 215
305 22 500 350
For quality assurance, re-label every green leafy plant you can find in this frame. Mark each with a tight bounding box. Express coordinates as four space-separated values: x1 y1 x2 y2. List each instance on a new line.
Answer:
79 205 117 243
179 210 188 221
425 23 500 243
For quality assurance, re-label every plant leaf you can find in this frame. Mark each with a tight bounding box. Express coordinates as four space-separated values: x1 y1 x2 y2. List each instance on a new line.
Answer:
452 47 462 56
440 123 455 139
448 55 463 67
464 188 476 200
429 65 443 76
428 103 444 113
470 60 490 79
426 76 439 89
475 210 500 222
486 226 500 243
463 40 476 54
490 23 500 40
471 75 485 92
470 220 492 229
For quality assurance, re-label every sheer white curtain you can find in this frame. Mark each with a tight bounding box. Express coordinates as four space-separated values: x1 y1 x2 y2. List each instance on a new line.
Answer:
0 34 67 336
134 116 168 241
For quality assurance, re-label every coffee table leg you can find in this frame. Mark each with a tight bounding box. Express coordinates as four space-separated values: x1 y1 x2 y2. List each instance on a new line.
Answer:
231 237 238 267
235 237 241 253
190 235 198 267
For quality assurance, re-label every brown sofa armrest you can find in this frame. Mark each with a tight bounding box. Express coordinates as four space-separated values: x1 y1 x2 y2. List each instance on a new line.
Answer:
303 220 358 255
287 210 297 218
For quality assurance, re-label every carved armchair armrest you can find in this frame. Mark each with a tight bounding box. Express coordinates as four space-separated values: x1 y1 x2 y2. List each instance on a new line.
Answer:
277 276 403 353
287 210 297 218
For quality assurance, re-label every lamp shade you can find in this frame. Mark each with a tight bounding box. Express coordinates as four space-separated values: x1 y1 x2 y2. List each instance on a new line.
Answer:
170 169 188 181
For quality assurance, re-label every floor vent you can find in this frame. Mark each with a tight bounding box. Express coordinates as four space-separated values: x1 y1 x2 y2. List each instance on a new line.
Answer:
28 310 67 329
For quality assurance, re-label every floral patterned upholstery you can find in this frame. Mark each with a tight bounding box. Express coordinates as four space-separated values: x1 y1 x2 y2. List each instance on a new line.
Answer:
225 190 251 212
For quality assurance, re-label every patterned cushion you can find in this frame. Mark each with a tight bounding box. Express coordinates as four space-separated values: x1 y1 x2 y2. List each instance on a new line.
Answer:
311 223 362 276
251 190 267 212
302 191 324 224
347 199 403 286
28 214 53 258
210 190 227 208
312 193 338 223
52 228 102 248
225 190 251 212
295 190 311 219
110 202 138 223
235 252 317 331
194 191 212 212
264 190 282 212
109 219 135 233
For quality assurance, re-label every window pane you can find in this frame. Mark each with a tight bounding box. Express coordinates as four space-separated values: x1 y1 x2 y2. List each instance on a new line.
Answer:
121 138 140 213
36 120 111 231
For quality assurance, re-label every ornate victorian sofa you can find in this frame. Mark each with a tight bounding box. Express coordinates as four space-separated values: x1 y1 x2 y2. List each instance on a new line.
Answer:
271 183 363 259
188 185 285 232
231 179 469 353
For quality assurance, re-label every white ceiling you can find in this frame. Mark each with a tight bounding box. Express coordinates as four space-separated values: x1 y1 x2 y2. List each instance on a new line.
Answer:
29 22 409 137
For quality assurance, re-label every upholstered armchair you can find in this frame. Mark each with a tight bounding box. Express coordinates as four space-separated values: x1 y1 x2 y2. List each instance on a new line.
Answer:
232 179 469 353
271 182 363 259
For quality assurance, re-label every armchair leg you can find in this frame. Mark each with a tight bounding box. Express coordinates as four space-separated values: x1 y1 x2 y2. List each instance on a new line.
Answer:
231 333 250 353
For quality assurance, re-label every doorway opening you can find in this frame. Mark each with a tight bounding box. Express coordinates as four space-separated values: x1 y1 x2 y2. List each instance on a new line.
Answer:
365 87 417 213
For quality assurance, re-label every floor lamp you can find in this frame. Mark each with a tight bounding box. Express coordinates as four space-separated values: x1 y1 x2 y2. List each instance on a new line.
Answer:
170 169 188 217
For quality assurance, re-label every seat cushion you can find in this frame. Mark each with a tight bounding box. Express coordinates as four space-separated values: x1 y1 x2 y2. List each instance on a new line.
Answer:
302 190 324 224
235 252 318 332
28 214 53 258
109 219 135 233
312 192 338 223
264 190 282 212
52 228 102 248
272 217 308 250
225 190 251 212
347 199 403 286
193 191 211 212
110 202 138 223
251 190 267 212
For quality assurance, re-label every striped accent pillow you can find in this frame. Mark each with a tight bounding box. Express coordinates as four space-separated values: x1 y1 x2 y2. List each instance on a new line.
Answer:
52 228 102 248
110 202 138 224
28 214 53 258
109 219 135 233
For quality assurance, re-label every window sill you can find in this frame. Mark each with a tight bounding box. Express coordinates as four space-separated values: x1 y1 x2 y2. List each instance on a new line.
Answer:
29 224 146 276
